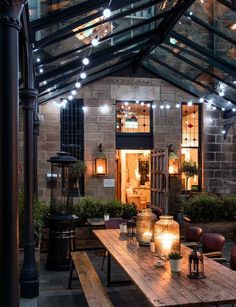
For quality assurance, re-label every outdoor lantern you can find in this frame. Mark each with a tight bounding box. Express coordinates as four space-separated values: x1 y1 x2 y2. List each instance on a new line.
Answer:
168 145 179 174
188 248 206 279
154 216 180 258
46 152 78 271
136 208 157 245
95 143 107 175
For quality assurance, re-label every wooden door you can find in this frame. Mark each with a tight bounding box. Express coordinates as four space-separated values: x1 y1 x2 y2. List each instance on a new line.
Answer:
151 148 169 213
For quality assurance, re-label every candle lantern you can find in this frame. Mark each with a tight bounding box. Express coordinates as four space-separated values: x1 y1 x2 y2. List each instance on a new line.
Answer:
95 143 107 175
154 216 180 258
168 145 179 175
188 248 206 279
136 208 157 245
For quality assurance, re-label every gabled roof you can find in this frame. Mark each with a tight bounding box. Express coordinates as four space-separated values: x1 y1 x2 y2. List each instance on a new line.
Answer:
26 0 236 117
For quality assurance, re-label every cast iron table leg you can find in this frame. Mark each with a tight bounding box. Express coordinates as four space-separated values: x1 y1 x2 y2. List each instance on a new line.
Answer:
107 252 111 287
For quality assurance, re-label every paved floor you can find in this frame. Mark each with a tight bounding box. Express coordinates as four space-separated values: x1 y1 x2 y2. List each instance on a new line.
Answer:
38 242 235 307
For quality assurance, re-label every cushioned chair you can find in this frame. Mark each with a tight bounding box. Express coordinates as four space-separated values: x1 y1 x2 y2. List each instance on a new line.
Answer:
202 233 225 258
230 245 236 271
182 226 202 248
101 218 127 270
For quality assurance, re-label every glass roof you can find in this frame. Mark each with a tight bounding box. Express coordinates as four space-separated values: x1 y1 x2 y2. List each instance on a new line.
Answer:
28 0 236 110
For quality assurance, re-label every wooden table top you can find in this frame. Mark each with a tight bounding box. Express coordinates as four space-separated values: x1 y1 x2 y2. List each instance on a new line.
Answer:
93 229 236 307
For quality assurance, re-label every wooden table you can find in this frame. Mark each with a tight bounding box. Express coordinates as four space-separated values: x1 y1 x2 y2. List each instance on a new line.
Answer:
93 229 236 307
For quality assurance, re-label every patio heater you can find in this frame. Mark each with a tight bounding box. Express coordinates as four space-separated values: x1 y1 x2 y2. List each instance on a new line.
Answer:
46 152 78 271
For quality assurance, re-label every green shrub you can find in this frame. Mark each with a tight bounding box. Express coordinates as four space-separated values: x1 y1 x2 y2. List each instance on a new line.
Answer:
122 202 137 219
19 190 49 246
183 195 224 223
222 195 236 219
73 197 137 225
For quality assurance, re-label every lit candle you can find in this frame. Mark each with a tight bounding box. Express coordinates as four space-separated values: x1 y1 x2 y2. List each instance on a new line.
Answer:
142 231 152 244
169 166 174 174
97 166 104 173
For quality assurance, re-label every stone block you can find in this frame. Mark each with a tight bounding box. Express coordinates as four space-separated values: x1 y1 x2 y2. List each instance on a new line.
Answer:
96 116 115 123
215 170 231 178
204 135 216 143
206 144 221 152
216 152 232 161
98 123 115 132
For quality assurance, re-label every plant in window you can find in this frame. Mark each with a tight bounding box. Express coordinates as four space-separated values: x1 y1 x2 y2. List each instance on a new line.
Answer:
180 160 198 195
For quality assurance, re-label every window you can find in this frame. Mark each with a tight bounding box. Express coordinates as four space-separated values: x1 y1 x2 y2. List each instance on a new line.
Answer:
60 99 84 195
116 101 152 133
181 103 201 191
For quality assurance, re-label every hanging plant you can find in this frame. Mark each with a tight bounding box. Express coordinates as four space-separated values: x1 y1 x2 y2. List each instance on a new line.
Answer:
71 160 87 178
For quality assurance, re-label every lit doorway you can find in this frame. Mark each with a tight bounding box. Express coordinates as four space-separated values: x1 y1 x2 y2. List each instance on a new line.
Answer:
116 150 150 210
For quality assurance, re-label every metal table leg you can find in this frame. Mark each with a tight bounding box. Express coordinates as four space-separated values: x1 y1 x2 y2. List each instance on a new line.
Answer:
107 252 111 287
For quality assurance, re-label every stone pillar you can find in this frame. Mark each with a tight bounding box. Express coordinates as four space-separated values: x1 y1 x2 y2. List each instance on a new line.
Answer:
0 1 26 306
19 89 39 298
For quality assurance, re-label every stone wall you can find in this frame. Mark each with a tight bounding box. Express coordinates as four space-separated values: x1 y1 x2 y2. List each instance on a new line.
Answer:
19 76 236 201
203 104 236 194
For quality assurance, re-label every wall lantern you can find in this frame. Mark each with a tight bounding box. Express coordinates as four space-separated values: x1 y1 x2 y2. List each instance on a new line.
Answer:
95 143 107 175
136 208 157 245
168 144 179 174
154 215 180 259
188 248 206 279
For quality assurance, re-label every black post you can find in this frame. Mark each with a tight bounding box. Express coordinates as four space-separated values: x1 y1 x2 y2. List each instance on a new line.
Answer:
19 89 39 298
0 1 26 306
33 100 40 198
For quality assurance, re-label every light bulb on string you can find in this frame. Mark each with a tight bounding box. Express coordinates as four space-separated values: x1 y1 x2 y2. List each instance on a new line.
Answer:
91 38 99 46
233 108 236 112
152 104 156 109
80 72 87 79
68 95 73 100
71 90 77 96
103 8 111 18
176 103 180 108
222 107 225 111
219 91 224 97
36 58 41 63
199 97 204 103
82 57 90 65
39 68 44 73
165 104 170 109
75 82 81 88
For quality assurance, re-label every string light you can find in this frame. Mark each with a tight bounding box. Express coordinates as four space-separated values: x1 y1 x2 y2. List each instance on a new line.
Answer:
36 58 41 63
222 107 225 111
43 81 47 85
91 38 99 46
152 104 156 109
176 103 180 108
199 97 204 103
135 100 139 104
103 8 111 18
80 72 87 79
82 57 90 65
75 82 81 88
165 104 170 109
219 91 224 97
232 108 236 112
160 105 164 109
212 106 217 110
188 100 193 106
71 90 77 96
68 95 73 100
222 130 226 134
39 68 44 73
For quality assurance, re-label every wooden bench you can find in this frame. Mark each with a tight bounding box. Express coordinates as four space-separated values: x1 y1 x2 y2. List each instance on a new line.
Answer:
69 251 113 307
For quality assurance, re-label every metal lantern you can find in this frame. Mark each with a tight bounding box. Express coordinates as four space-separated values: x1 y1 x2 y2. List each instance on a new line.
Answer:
46 152 78 271
95 143 107 175
188 248 206 279
154 215 180 258
136 208 157 245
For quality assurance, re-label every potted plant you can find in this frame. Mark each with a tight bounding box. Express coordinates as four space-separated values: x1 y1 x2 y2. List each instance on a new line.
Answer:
71 160 87 197
168 252 183 272
180 160 198 195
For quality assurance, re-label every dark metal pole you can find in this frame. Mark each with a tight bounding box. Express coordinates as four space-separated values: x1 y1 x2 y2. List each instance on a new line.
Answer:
20 89 39 298
0 1 26 306
33 99 40 198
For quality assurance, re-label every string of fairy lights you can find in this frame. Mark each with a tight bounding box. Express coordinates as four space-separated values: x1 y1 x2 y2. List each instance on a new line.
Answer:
36 5 236 136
